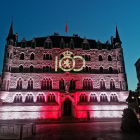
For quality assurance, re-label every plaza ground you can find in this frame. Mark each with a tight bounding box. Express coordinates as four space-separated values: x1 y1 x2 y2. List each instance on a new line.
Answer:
23 121 140 140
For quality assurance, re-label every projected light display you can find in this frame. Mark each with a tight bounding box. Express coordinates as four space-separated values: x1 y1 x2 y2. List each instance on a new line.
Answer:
55 50 85 72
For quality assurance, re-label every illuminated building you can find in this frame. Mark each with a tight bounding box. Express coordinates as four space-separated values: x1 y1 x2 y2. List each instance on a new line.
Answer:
0 22 128 120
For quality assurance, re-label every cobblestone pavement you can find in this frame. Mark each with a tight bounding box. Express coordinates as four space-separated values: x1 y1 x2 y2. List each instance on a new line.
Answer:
24 122 140 140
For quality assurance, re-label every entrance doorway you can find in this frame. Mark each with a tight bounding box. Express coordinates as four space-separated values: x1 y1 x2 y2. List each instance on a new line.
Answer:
64 98 71 116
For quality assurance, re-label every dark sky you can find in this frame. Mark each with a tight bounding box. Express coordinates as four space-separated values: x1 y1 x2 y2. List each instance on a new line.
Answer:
0 0 140 90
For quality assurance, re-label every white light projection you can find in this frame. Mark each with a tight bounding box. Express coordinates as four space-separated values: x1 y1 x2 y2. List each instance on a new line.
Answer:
55 50 85 72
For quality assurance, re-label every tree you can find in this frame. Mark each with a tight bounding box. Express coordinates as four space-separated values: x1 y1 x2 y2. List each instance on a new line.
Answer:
121 108 139 132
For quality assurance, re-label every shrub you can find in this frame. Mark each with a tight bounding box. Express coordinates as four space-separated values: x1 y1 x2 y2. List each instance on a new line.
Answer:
121 108 139 132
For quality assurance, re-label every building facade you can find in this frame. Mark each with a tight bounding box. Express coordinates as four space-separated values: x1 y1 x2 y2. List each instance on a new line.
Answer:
0 22 128 120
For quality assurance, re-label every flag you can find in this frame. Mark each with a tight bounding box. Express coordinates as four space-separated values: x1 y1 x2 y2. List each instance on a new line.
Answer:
65 22 68 33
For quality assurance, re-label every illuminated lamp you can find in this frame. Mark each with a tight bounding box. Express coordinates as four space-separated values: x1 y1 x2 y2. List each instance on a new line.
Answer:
132 96 134 99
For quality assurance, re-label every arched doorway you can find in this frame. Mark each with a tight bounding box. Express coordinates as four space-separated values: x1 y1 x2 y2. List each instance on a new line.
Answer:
64 98 71 116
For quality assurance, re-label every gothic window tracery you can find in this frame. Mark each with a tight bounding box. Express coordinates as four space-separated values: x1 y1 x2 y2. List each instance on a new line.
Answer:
13 94 22 103
110 94 118 102
90 94 97 102
17 78 22 90
47 93 56 102
83 79 93 90
70 78 75 90
59 78 65 90
100 94 108 102
79 94 87 102
110 79 115 90
25 94 34 103
36 93 45 103
100 79 105 90
41 78 52 90
28 78 33 90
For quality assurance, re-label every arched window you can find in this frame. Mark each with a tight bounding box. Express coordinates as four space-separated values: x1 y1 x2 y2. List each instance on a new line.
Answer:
110 79 115 90
20 53 24 60
90 94 97 102
47 93 56 102
108 55 112 61
99 55 102 61
36 94 45 103
30 66 34 72
30 53 34 60
19 65 23 72
25 94 34 103
43 66 45 72
110 94 118 102
50 54 52 60
17 78 22 90
46 54 49 60
43 54 46 60
85 55 88 61
89 55 91 61
100 79 105 90
86 66 88 72
89 67 91 73
100 94 108 102
13 94 22 103
48 78 52 90
100 67 103 73
79 94 87 102
70 79 75 90
28 78 33 90
41 78 52 90
49 66 52 72
109 67 113 73
59 79 65 90
46 66 49 72
41 78 46 90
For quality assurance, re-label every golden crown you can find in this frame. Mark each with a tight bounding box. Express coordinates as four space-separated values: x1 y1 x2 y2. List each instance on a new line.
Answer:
62 50 73 56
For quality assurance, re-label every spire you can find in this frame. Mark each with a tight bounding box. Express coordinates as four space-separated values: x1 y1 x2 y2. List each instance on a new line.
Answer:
116 26 121 43
6 20 13 41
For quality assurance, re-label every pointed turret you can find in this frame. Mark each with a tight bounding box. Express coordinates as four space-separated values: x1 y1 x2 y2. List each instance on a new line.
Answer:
6 21 13 41
116 26 122 44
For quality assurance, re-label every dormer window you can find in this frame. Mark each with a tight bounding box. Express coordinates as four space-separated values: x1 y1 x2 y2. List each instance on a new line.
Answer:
70 39 74 49
83 43 89 50
60 39 65 49
31 39 36 48
44 36 52 49
21 38 26 48
97 40 102 50
106 40 111 50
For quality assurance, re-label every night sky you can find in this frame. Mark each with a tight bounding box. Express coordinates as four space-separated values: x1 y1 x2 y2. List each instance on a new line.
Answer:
0 0 140 91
